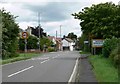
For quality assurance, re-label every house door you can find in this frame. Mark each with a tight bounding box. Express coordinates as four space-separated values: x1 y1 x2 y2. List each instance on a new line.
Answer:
63 46 70 51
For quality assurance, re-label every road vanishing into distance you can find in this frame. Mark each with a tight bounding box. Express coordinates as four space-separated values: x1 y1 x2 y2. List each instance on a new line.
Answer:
2 51 80 82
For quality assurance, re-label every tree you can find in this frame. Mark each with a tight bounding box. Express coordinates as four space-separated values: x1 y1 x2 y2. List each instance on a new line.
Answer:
19 35 38 51
27 36 38 49
72 2 119 39
0 12 2 56
40 37 53 50
29 26 47 38
67 32 77 41
1 9 19 59
78 33 87 50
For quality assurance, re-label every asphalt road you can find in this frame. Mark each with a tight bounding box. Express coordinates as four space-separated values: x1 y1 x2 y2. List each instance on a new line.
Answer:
2 51 80 82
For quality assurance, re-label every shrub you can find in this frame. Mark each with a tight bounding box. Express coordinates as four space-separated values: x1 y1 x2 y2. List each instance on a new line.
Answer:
109 45 120 67
2 9 19 59
102 38 120 58
48 47 55 52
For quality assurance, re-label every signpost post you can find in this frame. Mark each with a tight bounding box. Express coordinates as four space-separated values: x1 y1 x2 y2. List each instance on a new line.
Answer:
22 32 28 53
92 39 104 55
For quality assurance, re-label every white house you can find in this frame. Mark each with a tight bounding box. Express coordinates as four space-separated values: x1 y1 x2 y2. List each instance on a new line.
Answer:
62 38 75 51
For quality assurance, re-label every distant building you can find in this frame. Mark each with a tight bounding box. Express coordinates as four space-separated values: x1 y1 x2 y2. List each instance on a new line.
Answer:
62 38 75 51
56 37 62 51
18 28 24 38
48 36 56 45
48 36 62 51
26 26 32 35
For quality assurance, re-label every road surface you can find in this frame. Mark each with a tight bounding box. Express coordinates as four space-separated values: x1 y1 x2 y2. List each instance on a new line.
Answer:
2 51 80 82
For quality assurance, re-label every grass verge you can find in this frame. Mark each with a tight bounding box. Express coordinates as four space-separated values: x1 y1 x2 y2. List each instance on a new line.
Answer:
1 53 41 65
88 55 118 82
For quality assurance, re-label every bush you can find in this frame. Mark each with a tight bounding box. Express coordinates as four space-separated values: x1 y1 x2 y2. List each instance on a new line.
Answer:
102 38 120 58
109 45 120 67
19 35 38 51
2 9 19 59
48 47 55 52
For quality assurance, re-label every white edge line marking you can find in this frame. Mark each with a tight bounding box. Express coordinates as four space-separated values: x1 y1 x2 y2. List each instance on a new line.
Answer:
8 66 34 78
68 58 78 82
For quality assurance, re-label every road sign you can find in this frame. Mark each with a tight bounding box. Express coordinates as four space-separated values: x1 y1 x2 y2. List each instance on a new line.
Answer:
22 32 28 39
84 41 89 44
92 39 104 48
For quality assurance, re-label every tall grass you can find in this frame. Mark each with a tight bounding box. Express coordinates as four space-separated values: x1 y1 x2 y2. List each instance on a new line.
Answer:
89 55 118 82
1 53 41 65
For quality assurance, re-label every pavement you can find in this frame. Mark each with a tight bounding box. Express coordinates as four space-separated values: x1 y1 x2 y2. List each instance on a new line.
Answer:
78 54 98 82
2 51 80 83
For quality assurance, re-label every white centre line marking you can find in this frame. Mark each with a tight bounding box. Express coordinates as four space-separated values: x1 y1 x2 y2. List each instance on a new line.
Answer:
8 66 34 78
41 59 49 64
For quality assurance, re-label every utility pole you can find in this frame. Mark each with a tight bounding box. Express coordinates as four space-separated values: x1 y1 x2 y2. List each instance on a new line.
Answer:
25 38 27 53
56 30 57 38
60 25 62 38
38 12 41 52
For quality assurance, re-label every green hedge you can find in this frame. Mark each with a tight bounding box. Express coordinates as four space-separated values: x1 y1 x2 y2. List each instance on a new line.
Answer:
48 47 55 52
109 45 120 67
102 38 120 67
102 38 120 58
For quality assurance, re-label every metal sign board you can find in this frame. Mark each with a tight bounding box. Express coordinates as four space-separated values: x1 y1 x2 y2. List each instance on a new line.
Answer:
92 39 104 48
84 41 89 44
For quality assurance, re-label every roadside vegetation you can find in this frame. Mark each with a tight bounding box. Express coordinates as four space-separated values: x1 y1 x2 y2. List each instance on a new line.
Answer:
89 55 118 82
1 9 19 59
1 9 55 65
1 53 41 65
81 38 120 82
72 2 120 82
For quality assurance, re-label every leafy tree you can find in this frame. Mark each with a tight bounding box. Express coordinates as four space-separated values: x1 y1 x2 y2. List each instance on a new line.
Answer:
1 9 19 59
19 35 38 50
29 26 47 38
78 33 88 50
27 36 38 49
18 38 24 51
72 2 119 39
0 12 2 57
67 32 77 41
40 37 53 50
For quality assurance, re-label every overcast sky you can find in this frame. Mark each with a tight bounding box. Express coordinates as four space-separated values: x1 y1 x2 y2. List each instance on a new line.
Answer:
0 0 119 37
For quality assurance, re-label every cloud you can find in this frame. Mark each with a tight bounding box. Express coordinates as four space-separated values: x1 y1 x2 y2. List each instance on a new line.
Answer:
21 2 70 22
1 0 119 37
41 18 81 37
0 1 94 37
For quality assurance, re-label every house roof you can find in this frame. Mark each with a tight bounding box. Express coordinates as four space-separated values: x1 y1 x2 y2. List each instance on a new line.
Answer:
47 36 62 44
48 36 55 41
56 38 62 41
64 38 73 42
